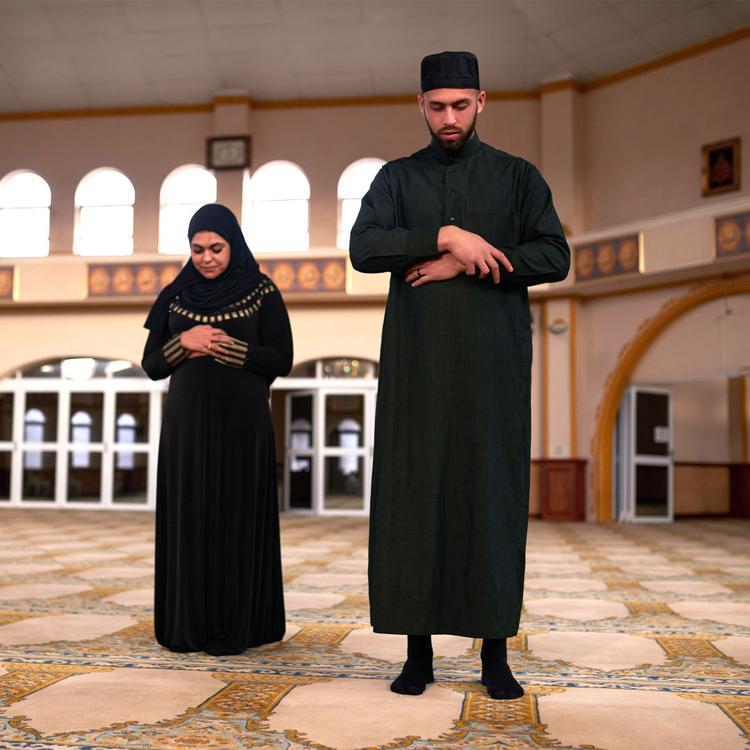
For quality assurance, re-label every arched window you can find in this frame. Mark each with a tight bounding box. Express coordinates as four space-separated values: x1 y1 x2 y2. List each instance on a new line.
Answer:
116 413 136 469
244 161 309 252
159 165 217 254
24 408 46 468
74 168 135 256
337 158 385 250
0 170 51 257
70 411 93 468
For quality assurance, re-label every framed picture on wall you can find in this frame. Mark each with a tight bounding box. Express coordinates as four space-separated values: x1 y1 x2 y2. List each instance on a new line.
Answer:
702 137 741 196
206 136 251 170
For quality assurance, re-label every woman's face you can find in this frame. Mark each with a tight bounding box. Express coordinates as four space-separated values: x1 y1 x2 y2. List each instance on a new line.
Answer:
190 231 231 279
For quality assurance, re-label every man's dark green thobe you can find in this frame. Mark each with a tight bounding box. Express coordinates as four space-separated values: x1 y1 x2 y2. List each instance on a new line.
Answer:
349 134 570 638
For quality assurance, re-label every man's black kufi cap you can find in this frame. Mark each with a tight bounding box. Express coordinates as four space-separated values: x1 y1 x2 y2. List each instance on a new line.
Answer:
421 51 480 93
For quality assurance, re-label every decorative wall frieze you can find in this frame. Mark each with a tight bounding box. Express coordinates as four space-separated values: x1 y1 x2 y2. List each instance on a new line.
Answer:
715 211 750 258
87 262 182 297
259 258 346 293
574 234 642 282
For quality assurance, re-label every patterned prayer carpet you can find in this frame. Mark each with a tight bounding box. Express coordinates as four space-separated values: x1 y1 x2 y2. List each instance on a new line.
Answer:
0 509 748 750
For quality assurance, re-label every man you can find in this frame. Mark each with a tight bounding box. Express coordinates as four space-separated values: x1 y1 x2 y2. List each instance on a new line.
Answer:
349 51 569 699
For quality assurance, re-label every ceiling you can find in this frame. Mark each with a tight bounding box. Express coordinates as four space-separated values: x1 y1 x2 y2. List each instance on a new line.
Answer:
0 0 749 112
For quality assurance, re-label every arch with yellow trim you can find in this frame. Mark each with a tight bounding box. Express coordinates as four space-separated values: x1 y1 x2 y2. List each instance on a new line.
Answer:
591 275 750 522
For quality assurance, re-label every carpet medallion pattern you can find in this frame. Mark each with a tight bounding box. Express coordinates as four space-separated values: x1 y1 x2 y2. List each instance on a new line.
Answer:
0 511 747 749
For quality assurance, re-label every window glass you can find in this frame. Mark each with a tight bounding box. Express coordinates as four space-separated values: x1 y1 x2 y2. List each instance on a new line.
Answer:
0 170 51 257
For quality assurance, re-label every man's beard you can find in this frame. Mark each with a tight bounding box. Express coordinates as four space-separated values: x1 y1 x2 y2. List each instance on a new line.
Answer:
426 111 478 152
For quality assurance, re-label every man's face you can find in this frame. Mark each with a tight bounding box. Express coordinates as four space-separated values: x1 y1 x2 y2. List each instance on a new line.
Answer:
418 88 486 151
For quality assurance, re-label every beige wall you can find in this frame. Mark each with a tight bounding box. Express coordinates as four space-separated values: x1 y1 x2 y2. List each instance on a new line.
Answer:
0 302 388 379
670 380 730 464
633 294 750 382
582 38 750 231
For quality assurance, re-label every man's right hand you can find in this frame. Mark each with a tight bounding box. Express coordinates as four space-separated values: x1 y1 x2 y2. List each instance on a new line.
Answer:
180 325 233 356
438 225 513 283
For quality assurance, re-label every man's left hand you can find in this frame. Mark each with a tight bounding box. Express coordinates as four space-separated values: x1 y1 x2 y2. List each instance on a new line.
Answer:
406 254 465 287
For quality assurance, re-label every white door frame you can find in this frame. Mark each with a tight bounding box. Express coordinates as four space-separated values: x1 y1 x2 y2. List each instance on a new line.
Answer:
274 378 377 517
618 385 673 523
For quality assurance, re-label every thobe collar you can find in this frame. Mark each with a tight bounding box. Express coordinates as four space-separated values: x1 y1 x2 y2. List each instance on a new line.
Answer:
428 131 482 165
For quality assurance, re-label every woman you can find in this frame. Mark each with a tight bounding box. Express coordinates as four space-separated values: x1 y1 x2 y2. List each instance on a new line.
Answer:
142 203 292 655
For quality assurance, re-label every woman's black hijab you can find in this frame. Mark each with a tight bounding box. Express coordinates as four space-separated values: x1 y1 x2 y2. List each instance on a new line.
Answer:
144 203 264 337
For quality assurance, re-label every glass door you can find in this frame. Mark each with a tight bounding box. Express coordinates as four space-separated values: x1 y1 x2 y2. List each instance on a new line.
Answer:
20 391 59 503
321 389 373 515
0 372 165 509
0 392 13 503
281 387 375 516
66 391 105 504
618 386 673 523
284 391 315 512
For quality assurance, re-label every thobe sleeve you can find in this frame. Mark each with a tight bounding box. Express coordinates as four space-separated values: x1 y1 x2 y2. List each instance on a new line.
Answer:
502 164 570 286
141 327 187 381
214 291 294 381
349 166 440 274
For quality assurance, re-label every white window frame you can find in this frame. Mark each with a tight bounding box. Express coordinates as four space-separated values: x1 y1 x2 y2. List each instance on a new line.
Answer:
243 160 310 253
158 164 217 254
336 157 385 250
0 169 52 258
74 168 135 257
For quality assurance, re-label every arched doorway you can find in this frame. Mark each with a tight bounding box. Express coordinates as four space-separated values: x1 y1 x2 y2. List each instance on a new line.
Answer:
592 276 750 522
271 357 378 516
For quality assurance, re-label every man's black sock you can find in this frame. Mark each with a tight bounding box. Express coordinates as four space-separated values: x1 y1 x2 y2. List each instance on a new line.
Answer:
480 637 524 700
390 634 434 695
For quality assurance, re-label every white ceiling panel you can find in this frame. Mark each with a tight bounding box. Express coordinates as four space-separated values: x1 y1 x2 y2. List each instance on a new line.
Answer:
2 58 79 88
711 0 750 26
551 7 635 55
206 24 284 52
129 28 211 56
362 0 443 23
639 3 729 54
0 0 746 112
0 33 68 62
513 0 613 35
198 0 281 27
42 2 125 35
20 83 89 108
120 0 205 31
279 0 362 25
579 33 660 78
151 78 216 103
82 82 154 107
612 0 703 29
0 0 55 37
71 56 151 84
296 73 373 98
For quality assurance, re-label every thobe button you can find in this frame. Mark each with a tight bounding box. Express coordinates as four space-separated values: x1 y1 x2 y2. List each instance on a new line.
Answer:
450 191 456 197
449 217 455 223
